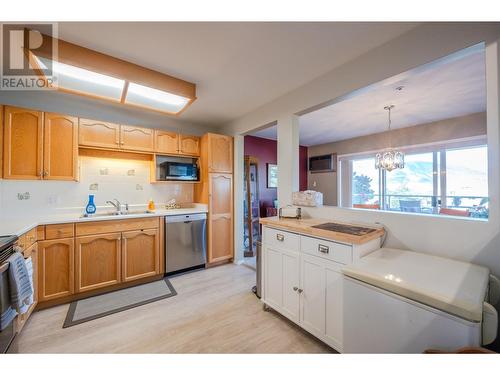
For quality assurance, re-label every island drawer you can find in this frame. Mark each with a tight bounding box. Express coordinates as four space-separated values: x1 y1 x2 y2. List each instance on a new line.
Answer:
301 235 352 265
76 217 159 236
264 227 300 252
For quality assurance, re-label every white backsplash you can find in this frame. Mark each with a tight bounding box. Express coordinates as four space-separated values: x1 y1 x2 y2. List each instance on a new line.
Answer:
0 156 193 217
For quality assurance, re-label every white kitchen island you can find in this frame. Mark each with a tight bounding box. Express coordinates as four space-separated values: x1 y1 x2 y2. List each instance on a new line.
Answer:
259 217 384 352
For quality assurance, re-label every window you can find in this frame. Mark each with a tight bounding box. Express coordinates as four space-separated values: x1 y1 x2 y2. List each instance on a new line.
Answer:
352 158 380 207
445 146 488 218
341 143 489 219
385 152 435 214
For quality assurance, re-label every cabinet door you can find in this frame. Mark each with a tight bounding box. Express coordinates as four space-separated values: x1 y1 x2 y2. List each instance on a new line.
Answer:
38 238 74 301
282 251 300 322
43 113 78 180
75 233 122 293
208 173 233 263
79 118 120 149
263 247 300 323
300 254 326 338
179 134 200 156
208 134 233 173
325 263 343 350
155 130 179 154
3 106 43 179
264 246 283 308
122 229 159 282
120 125 154 152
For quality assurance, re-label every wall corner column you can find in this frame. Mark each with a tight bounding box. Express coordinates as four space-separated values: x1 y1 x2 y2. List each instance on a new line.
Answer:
277 114 300 206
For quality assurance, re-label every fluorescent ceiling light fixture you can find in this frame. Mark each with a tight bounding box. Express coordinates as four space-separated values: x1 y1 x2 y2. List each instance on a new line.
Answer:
126 82 190 114
35 56 125 100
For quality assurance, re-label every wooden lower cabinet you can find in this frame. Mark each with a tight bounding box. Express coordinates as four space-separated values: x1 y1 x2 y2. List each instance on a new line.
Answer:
75 233 122 293
38 238 74 302
122 229 160 282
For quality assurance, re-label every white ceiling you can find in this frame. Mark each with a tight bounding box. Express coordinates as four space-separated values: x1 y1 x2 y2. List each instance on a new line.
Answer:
57 22 418 126
251 45 486 146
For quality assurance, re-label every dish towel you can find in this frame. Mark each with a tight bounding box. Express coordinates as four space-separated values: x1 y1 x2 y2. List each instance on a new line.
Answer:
0 306 17 330
19 258 34 314
7 252 33 312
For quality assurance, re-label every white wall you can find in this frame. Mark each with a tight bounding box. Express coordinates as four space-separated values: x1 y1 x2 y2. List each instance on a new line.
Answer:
223 23 500 275
0 156 193 218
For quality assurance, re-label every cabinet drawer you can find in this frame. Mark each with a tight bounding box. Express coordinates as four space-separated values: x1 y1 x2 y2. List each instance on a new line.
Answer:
264 227 300 252
45 223 75 239
301 236 352 265
76 217 159 236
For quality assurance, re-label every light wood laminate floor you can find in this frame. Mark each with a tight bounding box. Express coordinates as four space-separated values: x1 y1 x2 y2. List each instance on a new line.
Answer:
10 264 334 353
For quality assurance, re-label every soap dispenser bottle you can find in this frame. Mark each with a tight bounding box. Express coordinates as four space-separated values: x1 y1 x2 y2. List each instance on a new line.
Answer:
147 198 156 212
85 194 97 215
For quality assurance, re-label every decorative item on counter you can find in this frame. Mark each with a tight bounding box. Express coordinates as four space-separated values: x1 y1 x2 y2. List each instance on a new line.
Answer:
165 198 181 209
85 194 97 215
292 190 323 207
147 198 156 212
279 206 302 219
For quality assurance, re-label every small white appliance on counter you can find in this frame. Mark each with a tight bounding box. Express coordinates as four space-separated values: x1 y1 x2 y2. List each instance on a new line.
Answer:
342 248 498 353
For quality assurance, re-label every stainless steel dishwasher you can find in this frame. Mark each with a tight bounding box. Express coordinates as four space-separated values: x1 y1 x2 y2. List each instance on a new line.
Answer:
165 213 207 275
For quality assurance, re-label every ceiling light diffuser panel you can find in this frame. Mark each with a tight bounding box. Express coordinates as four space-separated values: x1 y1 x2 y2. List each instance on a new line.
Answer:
125 82 191 114
36 56 126 101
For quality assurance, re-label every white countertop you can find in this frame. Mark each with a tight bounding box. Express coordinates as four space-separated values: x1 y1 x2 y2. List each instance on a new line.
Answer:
342 248 490 322
0 204 208 237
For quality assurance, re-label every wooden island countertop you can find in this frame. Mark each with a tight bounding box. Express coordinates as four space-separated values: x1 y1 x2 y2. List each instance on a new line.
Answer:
259 216 385 245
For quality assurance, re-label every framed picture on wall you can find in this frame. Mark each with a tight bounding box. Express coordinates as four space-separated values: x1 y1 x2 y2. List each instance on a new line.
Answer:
267 163 278 188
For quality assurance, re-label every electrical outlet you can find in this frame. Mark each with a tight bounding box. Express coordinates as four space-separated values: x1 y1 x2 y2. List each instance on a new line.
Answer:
136 184 143 190
17 192 30 200
99 168 109 175
127 169 136 176
89 183 99 191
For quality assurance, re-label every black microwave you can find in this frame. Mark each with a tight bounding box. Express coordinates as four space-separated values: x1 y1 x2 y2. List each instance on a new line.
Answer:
156 156 199 181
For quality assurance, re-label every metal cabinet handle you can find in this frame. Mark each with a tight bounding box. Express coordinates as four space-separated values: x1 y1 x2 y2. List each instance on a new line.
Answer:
318 244 329 254
276 234 285 242
293 286 298 291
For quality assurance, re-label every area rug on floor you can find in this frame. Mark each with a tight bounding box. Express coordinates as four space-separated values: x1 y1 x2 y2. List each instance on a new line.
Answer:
63 278 177 328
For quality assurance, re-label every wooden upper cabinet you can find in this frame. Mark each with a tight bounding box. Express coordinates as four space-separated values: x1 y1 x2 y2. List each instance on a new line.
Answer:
208 173 233 263
122 229 159 282
38 238 74 302
120 125 154 152
207 133 233 173
75 233 122 293
3 106 43 179
155 130 179 154
43 113 78 180
179 134 200 156
79 118 120 149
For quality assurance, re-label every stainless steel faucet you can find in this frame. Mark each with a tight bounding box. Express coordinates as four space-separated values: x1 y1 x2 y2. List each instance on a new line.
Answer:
106 199 122 215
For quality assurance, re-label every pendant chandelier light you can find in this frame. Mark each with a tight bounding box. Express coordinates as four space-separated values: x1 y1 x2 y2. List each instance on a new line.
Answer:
375 105 405 172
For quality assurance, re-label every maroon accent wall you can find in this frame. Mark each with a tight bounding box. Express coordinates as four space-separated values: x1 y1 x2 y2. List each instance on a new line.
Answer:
244 135 308 217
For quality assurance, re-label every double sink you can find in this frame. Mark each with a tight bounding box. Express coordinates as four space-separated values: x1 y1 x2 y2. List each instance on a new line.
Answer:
80 210 154 219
